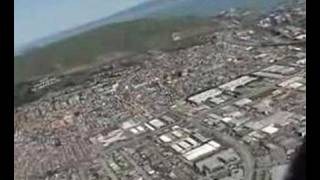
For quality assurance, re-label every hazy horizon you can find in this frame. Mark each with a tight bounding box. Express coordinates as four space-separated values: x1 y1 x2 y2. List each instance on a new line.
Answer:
14 0 150 49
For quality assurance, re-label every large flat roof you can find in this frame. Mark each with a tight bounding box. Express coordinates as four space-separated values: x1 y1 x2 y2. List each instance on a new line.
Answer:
188 88 222 104
148 119 166 128
219 76 258 92
245 111 294 130
183 140 221 161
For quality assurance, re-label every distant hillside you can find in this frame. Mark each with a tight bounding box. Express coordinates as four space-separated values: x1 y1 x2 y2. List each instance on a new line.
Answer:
15 0 289 53
14 17 214 84
14 0 290 84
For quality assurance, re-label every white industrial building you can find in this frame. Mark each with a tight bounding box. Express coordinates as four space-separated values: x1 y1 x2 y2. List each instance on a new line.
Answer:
278 76 304 88
219 76 258 92
148 119 166 129
195 148 240 176
261 124 279 135
253 71 285 79
263 65 296 75
159 134 173 143
245 111 294 130
182 140 221 162
188 88 223 105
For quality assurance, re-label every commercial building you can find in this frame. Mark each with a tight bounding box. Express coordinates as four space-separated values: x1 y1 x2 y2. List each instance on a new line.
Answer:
188 88 223 105
183 140 221 162
195 148 240 176
219 76 258 92
148 119 166 129
263 65 296 75
245 111 294 130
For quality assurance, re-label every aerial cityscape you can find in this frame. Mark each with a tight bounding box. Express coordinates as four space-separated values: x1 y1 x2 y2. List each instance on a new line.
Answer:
14 0 305 180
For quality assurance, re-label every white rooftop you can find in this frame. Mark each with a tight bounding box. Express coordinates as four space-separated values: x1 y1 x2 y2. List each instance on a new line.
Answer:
219 76 257 91
296 58 306 65
159 134 172 143
288 82 304 89
222 117 233 123
208 140 221 149
234 98 252 107
262 125 279 135
183 140 220 161
144 123 156 131
263 65 295 74
209 97 225 104
136 126 145 132
171 144 184 153
121 120 138 129
149 119 166 128
253 71 284 79
279 76 303 87
185 137 199 146
178 141 192 150
130 128 139 134
188 88 222 104
171 130 183 138
245 111 294 130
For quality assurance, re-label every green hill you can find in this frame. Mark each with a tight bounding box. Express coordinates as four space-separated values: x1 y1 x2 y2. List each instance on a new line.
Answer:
14 17 212 84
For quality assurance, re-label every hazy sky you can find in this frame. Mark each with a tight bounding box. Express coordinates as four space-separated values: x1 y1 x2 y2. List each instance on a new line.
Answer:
14 0 150 48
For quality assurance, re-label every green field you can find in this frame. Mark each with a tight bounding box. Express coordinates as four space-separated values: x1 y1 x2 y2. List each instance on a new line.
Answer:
14 17 213 84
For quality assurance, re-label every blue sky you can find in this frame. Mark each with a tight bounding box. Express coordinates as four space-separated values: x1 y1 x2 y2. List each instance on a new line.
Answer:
14 0 150 48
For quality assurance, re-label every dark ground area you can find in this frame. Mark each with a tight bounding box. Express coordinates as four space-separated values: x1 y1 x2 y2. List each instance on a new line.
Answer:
285 138 306 180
